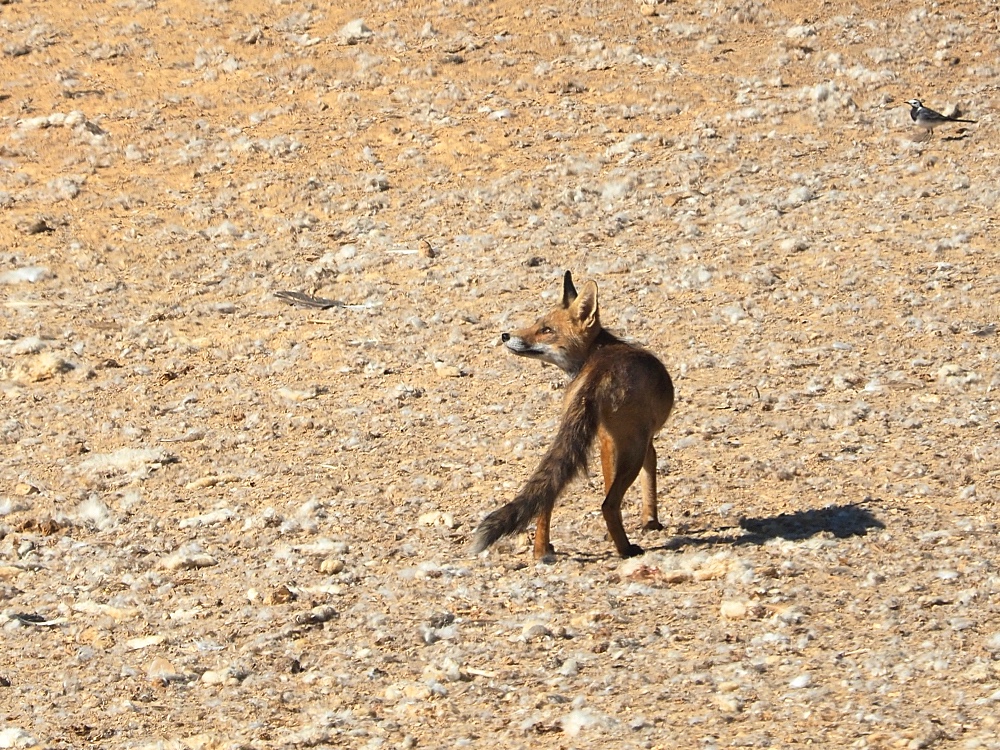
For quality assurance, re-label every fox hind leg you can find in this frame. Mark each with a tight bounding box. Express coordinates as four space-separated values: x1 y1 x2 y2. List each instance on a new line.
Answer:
600 441 647 558
640 442 663 531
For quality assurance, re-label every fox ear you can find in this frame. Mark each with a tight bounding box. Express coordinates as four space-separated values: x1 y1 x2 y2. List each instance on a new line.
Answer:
561 271 577 308
571 280 599 327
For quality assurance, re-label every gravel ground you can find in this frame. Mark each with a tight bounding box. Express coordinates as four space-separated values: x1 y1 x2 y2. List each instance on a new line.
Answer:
1 0 999 747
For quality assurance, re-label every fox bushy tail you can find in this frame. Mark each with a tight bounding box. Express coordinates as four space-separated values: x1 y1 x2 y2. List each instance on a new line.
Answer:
472 394 598 553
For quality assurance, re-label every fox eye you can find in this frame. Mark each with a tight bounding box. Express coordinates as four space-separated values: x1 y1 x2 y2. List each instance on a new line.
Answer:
538 326 553 335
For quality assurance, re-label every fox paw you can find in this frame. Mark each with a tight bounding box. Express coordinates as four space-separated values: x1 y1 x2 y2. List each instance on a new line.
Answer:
621 543 645 558
534 544 556 564
641 519 664 531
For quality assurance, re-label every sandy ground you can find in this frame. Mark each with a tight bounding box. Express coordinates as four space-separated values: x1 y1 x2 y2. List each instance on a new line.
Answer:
1 0 999 747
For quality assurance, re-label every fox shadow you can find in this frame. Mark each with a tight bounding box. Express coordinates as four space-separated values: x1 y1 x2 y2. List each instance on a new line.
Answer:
656 502 885 552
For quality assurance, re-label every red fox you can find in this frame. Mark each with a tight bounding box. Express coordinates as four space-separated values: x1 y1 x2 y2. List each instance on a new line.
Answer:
472 271 674 561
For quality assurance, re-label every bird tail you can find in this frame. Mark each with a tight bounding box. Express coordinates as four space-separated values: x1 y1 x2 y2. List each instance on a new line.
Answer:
471 394 598 554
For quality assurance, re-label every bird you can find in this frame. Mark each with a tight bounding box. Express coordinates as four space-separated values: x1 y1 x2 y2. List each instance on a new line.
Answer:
905 99 976 133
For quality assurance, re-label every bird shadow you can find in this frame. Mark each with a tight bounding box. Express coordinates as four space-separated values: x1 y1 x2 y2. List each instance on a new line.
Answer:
650 502 885 553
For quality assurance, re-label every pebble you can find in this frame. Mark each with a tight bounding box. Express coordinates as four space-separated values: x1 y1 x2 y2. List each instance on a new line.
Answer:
76 448 173 479
786 24 817 38
789 674 813 689
276 386 320 402
294 605 338 625
340 20 372 44
385 681 432 701
561 707 606 737
201 669 231 685
179 508 235 527
418 510 458 529
559 659 580 677
0 727 37 749
784 187 816 208
719 600 764 619
521 622 552 641
661 569 694 583
7 353 72 383
160 549 219 570
433 362 463 378
0 267 50 284
127 635 165 651
423 657 463 682
267 585 296 604
319 558 345 574
146 657 185 685
714 693 744 713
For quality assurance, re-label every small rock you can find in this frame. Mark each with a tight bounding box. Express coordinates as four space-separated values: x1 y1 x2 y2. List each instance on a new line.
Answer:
433 362 462 378
295 605 338 625
146 657 185 685
661 569 694 584
7 336 45 355
266 585 296 604
714 693 744 713
7 353 73 383
561 707 605 737
15 218 55 235
0 727 37 749
720 600 748 619
784 186 815 208
160 550 219 571
428 611 455 628
423 657 463 682
178 508 235 527
984 632 1000 653
559 658 579 677
521 622 552 641
319 558 345 574
276 386 320 402
201 669 230 685
340 19 372 44
786 24 817 39
789 673 812 689
127 635 166 651
418 510 458 529
721 600 765 619
0 266 50 284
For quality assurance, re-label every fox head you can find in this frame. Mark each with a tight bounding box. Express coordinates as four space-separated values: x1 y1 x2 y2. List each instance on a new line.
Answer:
501 271 601 376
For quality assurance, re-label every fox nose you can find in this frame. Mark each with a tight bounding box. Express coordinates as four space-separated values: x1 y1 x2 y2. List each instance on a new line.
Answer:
501 332 510 342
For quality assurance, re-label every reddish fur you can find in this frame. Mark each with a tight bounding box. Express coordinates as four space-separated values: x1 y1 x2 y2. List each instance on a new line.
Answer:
473 272 674 561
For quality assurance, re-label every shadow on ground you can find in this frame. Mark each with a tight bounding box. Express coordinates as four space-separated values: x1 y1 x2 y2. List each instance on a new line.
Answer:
736 502 885 541
656 502 885 553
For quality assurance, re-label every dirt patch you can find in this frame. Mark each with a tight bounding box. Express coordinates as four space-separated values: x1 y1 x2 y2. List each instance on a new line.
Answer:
1 0 998 747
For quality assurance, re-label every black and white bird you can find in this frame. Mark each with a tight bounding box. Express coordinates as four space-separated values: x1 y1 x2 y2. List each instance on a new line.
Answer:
905 99 976 133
